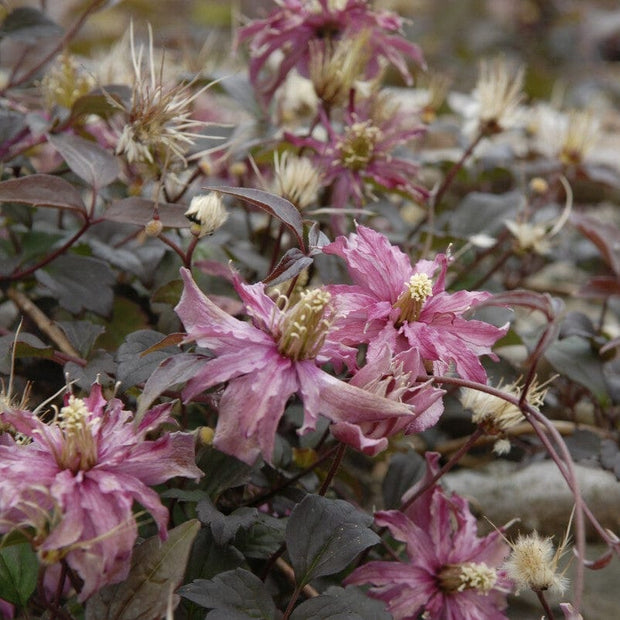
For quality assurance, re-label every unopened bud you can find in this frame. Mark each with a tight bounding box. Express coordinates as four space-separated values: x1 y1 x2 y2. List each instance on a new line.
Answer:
197 426 215 446
185 193 228 238
144 218 163 237
229 161 247 177
529 177 549 194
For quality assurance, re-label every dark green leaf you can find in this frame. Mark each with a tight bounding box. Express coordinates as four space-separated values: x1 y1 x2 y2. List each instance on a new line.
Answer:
0 7 62 41
0 543 38 607
382 450 426 510
207 186 305 251
197 448 254 499
85 519 200 620
178 568 276 619
116 329 178 390
35 254 115 315
151 279 183 306
545 336 610 404
14 230 65 265
64 350 115 390
88 238 148 280
48 133 119 190
234 513 287 559
290 586 391 620
184 528 245 583
57 320 105 357
286 495 379 587
0 174 85 214
197 498 259 545
0 332 50 373
449 191 522 238
138 353 208 415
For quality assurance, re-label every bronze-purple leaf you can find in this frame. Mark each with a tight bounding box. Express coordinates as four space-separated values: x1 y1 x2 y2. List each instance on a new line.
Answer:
572 212 620 277
0 174 85 214
48 133 119 190
104 198 190 228
262 248 313 286
206 185 305 251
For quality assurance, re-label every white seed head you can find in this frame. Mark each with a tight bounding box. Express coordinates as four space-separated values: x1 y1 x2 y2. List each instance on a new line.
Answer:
504 532 569 595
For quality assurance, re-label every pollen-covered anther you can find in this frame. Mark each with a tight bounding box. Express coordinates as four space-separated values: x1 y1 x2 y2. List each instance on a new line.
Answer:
438 562 497 594
57 396 97 471
277 289 332 361
393 273 433 324
337 121 383 171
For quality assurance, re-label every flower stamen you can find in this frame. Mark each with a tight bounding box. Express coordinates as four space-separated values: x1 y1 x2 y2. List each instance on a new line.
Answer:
337 121 383 171
277 289 332 360
57 396 98 472
438 562 498 594
393 273 433 324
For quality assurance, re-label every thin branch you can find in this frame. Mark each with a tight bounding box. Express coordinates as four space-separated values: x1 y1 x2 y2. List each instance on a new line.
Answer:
7 288 81 358
4 0 109 91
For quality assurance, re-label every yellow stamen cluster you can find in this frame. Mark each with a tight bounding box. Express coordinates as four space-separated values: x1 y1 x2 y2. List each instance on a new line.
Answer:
277 289 332 361
308 31 370 106
438 562 497 594
337 121 383 171
393 273 433 324
57 396 98 471
40 53 94 110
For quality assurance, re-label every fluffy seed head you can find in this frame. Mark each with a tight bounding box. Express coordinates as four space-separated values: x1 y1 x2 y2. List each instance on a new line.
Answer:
504 532 570 594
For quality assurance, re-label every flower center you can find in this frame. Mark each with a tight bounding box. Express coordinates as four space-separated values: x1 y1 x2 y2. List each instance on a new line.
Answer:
337 121 382 171
277 289 332 361
392 273 433 324
438 562 497 594
57 396 98 472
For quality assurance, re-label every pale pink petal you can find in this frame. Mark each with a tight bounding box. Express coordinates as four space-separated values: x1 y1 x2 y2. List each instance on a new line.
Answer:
323 225 412 302
176 267 268 348
214 359 298 464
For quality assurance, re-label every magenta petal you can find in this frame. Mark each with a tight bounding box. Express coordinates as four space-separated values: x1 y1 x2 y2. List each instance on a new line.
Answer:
214 359 298 464
176 267 268 348
323 225 412 302
330 421 388 455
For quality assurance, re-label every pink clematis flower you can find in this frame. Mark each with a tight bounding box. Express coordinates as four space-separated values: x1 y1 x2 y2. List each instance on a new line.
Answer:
286 94 427 208
346 453 512 619
329 346 444 455
237 0 424 107
323 225 508 382
175 267 425 464
0 384 202 601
